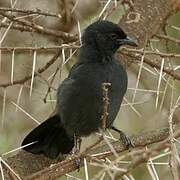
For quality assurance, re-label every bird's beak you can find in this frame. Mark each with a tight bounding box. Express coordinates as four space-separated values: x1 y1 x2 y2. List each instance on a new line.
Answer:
118 36 138 47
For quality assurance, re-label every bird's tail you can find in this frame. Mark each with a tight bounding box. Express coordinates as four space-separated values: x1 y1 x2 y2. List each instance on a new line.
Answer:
21 115 74 159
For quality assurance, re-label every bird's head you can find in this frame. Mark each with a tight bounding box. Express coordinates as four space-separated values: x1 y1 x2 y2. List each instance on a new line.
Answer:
82 20 137 56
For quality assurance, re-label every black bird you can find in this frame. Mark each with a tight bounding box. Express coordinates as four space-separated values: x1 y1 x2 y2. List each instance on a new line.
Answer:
22 20 137 159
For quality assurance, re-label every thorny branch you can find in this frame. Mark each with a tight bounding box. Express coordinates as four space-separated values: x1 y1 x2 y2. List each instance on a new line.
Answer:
121 47 180 58
0 46 179 89
0 44 79 52
0 7 62 19
114 103 180 179
0 11 77 42
101 83 111 130
168 100 180 180
0 51 61 88
18 124 180 180
121 51 180 81
156 34 180 45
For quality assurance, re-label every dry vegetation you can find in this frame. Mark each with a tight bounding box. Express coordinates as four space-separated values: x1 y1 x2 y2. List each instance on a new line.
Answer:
0 0 180 179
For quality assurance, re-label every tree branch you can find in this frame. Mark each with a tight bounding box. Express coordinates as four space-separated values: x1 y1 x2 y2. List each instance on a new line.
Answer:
0 51 61 88
0 7 62 18
120 50 180 81
0 11 77 42
2 124 179 180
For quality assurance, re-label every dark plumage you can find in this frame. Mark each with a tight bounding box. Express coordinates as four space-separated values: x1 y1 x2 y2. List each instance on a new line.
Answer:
22 20 137 159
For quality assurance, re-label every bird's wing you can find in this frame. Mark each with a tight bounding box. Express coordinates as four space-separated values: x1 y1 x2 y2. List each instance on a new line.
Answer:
56 70 103 136
57 78 81 113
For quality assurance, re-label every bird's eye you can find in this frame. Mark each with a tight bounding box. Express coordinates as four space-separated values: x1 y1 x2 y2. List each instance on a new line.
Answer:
110 33 118 39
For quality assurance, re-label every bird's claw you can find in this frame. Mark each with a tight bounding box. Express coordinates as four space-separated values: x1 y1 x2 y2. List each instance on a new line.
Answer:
119 132 134 149
72 147 80 154
111 126 134 150
75 158 81 171
72 147 81 171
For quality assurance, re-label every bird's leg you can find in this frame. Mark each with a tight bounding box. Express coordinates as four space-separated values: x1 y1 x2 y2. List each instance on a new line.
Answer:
77 137 82 151
73 134 81 153
74 134 78 149
111 126 134 149
73 134 82 170
74 135 82 152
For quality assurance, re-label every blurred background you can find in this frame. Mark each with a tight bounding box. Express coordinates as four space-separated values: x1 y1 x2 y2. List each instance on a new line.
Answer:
0 0 179 179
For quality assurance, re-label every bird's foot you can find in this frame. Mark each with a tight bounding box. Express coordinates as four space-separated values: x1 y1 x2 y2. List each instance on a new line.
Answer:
119 131 134 149
72 147 81 172
111 126 134 149
75 158 81 171
72 146 80 154
74 135 82 150
72 135 82 171
71 148 81 171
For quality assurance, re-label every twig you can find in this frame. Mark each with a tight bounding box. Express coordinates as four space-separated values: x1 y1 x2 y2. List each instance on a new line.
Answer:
36 73 56 91
0 7 62 19
1 89 7 129
121 51 180 81
0 51 61 88
121 47 180 58
43 66 60 103
156 34 180 45
168 99 180 180
0 11 77 42
143 57 180 81
0 44 79 52
100 83 111 130
81 137 104 155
